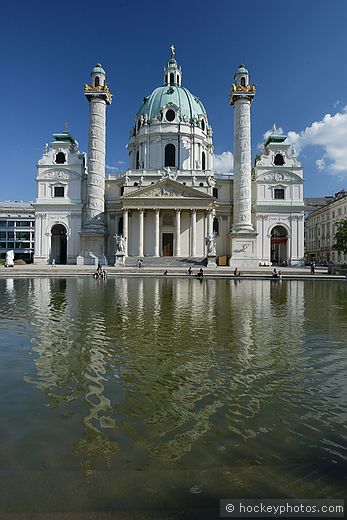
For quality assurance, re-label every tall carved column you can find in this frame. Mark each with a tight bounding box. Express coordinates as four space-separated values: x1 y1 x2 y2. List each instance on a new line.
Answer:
191 209 197 256
175 209 181 256
228 64 258 267
232 97 254 232
79 64 112 265
83 65 112 230
138 209 144 257
154 209 160 257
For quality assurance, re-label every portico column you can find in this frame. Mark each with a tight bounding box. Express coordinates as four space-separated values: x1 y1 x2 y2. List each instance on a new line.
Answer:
207 209 213 236
123 209 128 256
154 209 160 257
191 209 197 256
175 209 181 257
138 209 144 257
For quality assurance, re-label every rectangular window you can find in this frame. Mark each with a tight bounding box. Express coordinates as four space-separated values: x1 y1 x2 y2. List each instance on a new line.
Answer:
54 186 65 197
274 188 285 199
213 187 218 198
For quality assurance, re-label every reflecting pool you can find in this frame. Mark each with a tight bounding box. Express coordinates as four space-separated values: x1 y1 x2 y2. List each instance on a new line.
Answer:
0 277 346 518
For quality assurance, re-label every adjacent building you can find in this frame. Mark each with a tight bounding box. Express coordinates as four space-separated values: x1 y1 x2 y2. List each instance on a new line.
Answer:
0 201 35 262
305 190 347 264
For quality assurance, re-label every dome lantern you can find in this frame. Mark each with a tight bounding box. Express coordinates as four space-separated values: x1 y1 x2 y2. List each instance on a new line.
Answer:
163 45 182 87
234 63 249 87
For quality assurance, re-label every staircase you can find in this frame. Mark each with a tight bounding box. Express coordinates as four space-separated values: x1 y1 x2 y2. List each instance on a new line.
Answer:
124 256 206 268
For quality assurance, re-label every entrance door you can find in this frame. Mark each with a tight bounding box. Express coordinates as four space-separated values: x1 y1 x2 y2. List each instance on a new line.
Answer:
162 233 173 256
51 224 67 264
270 225 288 265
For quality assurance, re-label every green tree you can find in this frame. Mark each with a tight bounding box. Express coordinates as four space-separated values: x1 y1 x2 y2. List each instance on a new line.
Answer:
333 219 347 255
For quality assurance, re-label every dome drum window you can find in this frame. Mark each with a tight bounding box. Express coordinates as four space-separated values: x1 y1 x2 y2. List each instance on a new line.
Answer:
165 144 176 167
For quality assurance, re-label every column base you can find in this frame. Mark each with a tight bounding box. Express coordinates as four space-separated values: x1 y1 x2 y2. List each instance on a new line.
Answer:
115 252 126 267
228 231 259 268
78 230 107 266
206 255 217 268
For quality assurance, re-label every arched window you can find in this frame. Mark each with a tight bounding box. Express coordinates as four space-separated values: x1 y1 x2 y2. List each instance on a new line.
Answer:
274 153 284 165
213 217 219 235
55 152 66 164
177 74 179 84
165 144 175 167
170 73 174 85
201 119 205 132
202 151 206 170
199 182 204 187
213 187 218 198
137 120 141 132
165 74 168 84
136 151 140 169
241 77 246 87
95 76 100 87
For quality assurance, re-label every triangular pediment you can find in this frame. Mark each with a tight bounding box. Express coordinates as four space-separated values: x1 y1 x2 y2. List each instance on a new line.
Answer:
123 178 214 199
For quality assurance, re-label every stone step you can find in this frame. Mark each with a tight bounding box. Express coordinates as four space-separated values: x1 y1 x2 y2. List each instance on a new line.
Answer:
124 256 206 267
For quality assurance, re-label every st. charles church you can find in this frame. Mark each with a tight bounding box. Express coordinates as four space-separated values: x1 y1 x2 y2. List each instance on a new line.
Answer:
34 47 304 267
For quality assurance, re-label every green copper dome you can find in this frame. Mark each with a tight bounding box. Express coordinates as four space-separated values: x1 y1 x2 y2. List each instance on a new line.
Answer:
234 64 248 77
138 85 207 121
91 63 105 75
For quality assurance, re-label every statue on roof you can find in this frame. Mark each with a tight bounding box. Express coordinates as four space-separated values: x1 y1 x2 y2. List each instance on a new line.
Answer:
170 44 175 58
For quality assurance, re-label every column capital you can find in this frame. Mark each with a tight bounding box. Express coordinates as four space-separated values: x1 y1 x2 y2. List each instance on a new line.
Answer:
154 208 160 213
175 208 181 213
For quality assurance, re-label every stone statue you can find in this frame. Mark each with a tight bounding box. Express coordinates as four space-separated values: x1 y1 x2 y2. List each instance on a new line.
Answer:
205 235 216 256
115 235 126 254
44 143 49 154
5 250 14 267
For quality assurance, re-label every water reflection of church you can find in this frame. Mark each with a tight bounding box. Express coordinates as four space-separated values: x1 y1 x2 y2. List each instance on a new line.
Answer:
33 49 304 267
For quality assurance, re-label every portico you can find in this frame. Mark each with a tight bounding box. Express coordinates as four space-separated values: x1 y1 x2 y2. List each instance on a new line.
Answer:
120 179 215 258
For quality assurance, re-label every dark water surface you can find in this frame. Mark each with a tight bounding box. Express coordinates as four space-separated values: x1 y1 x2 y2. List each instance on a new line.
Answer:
0 277 346 517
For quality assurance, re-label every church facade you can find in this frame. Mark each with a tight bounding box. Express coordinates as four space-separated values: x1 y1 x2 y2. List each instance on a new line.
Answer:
34 50 305 267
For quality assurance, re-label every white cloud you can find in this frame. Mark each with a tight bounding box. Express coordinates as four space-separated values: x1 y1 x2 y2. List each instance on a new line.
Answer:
213 151 234 174
106 160 126 173
106 164 119 172
287 106 347 175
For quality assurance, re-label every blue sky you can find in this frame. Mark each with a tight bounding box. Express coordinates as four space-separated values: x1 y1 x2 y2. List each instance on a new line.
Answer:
1 0 347 200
